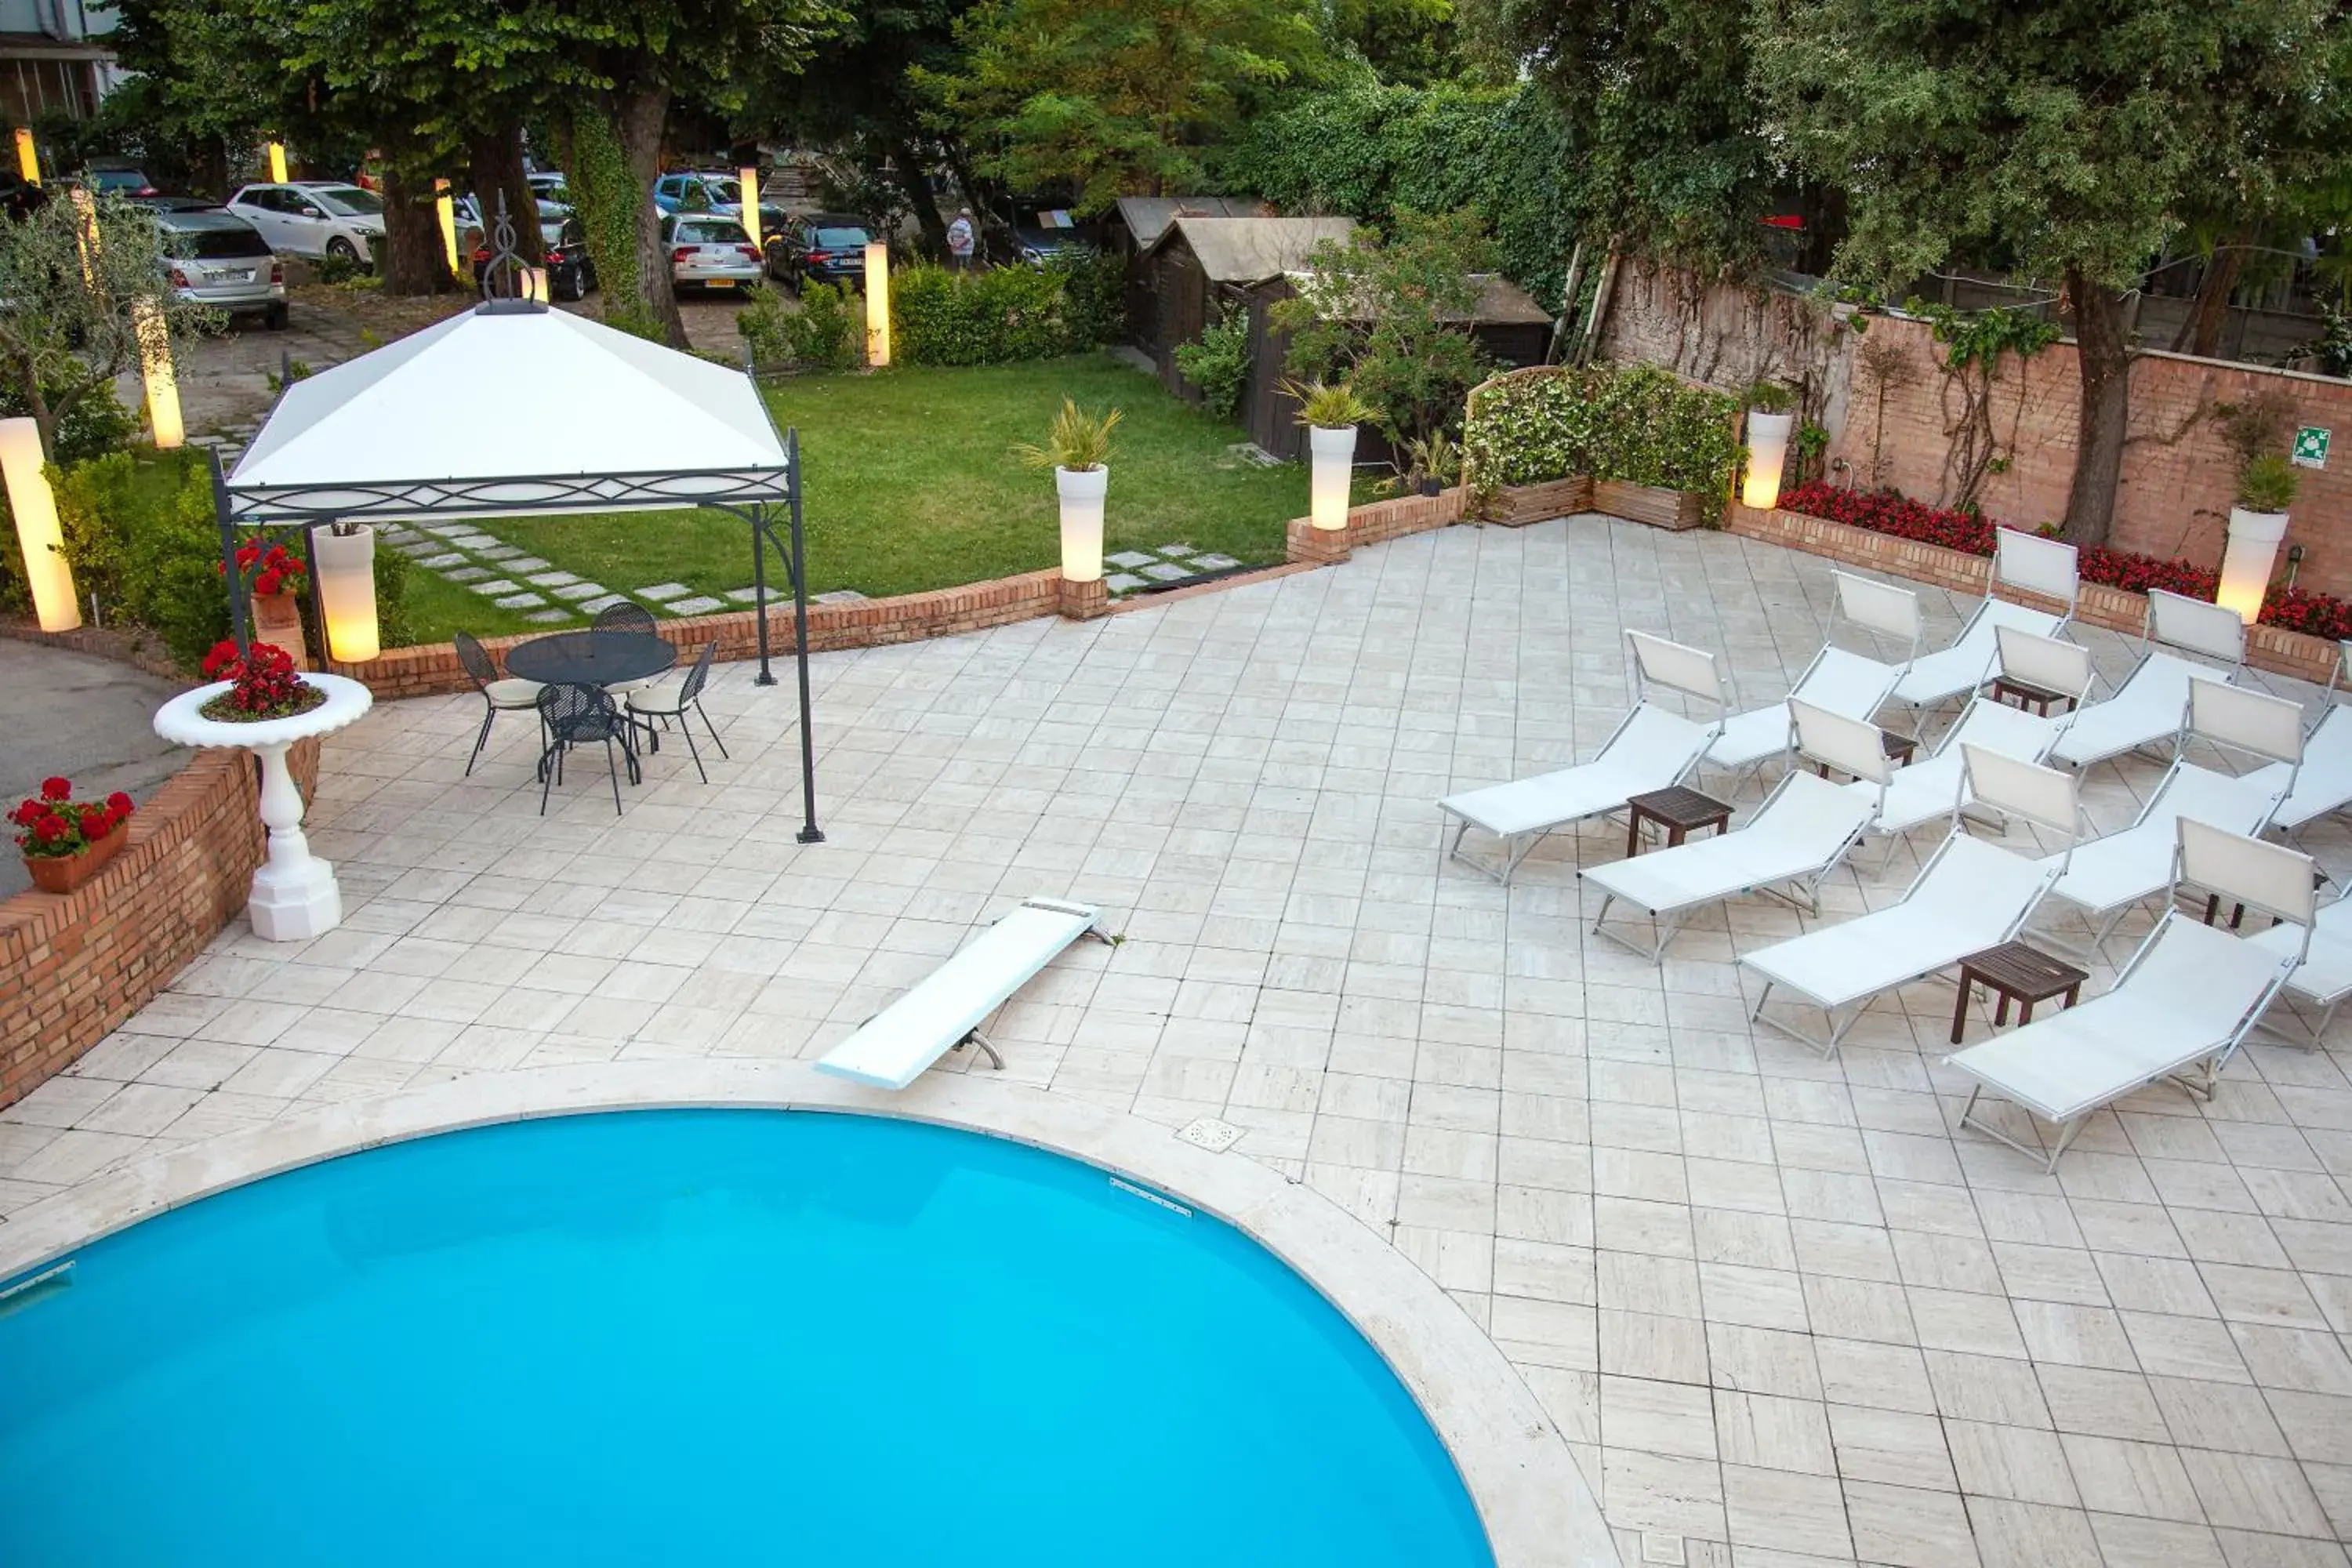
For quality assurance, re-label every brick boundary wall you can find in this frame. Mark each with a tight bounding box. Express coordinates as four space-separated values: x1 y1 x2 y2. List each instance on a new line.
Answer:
1 739 321 1111
1726 502 2342 687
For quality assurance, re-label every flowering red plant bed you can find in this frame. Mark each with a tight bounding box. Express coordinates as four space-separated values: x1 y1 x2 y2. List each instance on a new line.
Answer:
9 776 135 860
216 540 309 599
198 640 325 723
1777 484 2352 640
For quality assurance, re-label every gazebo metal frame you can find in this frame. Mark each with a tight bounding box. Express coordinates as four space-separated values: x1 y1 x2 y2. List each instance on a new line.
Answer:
213 199 822 841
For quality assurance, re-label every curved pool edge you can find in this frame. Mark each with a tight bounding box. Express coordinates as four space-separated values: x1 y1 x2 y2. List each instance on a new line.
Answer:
0 1062 1621 1568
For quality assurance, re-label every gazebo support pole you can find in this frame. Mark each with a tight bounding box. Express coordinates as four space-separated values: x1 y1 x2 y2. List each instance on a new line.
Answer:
788 428 822 844
210 448 249 652
752 503 775 686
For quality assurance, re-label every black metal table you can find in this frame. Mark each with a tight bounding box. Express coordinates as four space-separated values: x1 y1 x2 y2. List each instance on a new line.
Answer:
504 630 677 689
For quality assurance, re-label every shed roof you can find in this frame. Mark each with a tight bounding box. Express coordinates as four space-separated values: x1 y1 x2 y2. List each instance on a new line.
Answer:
1112 196 1269 249
1272 270 1555 326
1149 216 1356 285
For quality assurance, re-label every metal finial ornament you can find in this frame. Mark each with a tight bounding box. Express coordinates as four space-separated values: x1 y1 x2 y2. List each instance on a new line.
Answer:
474 191 544 314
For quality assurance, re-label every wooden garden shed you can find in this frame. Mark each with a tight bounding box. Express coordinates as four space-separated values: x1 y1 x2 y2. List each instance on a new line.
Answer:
1136 216 1358 385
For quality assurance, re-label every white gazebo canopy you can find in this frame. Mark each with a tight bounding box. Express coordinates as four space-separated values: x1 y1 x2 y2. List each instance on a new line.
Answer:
225 306 792 524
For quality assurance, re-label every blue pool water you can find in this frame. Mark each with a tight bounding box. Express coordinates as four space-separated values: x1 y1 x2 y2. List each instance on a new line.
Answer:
0 1110 1492 1567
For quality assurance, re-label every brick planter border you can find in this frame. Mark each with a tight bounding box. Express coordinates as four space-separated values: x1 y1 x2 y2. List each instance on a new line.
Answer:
2 740 321 1111
1726 502 2342 686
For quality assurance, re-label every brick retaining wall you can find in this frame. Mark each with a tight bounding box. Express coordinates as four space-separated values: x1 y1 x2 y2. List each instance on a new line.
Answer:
1 740 321 1111
1726 502 2341 686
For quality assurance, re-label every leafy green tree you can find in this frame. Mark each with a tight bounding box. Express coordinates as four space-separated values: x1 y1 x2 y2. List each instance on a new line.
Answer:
1273 208 1494 444
1457 0 1769 270
0 194 216 459
920 0 1327 211
1752 0 2352 545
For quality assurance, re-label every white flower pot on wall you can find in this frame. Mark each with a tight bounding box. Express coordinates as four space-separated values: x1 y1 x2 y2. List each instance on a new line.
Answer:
2218 506 2289 624
1057 465 1107 583
1741 411 1795 511
1309 424 1356 532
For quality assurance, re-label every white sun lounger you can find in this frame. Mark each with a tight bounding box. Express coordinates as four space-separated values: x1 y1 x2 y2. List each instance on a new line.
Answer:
1744 746 2082 1055
1584 700 1887 960
1859 628 2095 836
1948 818 2314 1171
2035 678 2302 954
1439 631 1726 884
2243 642 2352 840
1889 528 2080 724
815 897 1110 1089
2250 895 2352 1044
1705 572 1921 775
2045 589 2249 771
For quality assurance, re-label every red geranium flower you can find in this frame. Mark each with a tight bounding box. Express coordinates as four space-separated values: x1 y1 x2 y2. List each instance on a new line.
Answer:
40 776 70 801
254 570 282 596
33 816 65 842
107 791 132 814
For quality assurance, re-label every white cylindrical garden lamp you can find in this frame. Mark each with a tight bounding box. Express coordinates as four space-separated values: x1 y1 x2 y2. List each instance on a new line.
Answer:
865 241 891 366
312 524 380 662
2219 507 2290 624
739 166 761 250
1308 425 1356 532
0 419 79 632
434 179 458 275
1742 411 1795 510
13 127 38 186
133 299 183 450
1057 466 1106 581
267 141 289 184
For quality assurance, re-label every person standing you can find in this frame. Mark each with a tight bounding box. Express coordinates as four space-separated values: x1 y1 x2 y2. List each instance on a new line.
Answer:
946 208 976 273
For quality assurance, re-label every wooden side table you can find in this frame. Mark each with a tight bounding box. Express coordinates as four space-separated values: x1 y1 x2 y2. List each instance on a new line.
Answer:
1813 731 1918 778
1624 786 1733 858
1950 941 2090 1045
1991 677 2076 717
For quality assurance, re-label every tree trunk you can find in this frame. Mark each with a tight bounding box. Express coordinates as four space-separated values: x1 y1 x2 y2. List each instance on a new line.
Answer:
616 87 687 348
2063 269 2132 547
379 168 453 298
464 122 541 265
887 136 948 259
2169 239 2246 358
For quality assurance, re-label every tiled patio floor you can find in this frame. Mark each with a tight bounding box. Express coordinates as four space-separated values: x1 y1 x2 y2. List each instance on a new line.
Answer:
9 515 2352 1566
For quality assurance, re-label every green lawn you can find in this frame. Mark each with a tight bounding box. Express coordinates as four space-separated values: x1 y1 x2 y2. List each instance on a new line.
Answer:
395 354 1314 645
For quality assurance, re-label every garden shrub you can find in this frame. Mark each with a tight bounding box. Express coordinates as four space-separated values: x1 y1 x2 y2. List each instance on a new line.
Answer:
1173 306 1252 418
0 380 135 466
783 283 862 371
1776 481 2352 640
48 448 229 666
1462 364 1742 521
891 260 1122 368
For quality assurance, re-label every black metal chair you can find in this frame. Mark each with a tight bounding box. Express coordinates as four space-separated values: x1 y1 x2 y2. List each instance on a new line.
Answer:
625 641 729 782
535 682 638 815
455 630 543 776
593 601 658 637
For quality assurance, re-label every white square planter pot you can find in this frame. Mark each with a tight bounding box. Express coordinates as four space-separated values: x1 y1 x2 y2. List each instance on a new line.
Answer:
1057 465 1107 583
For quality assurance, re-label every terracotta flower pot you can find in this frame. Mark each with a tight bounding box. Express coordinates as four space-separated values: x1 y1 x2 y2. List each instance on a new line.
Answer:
24 827 122 895
250 589 310 670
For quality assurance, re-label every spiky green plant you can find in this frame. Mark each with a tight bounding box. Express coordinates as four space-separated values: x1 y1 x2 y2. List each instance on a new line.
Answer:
1012 398 1122 471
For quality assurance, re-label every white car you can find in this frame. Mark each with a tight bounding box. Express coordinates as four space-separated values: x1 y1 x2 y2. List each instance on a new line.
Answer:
224 182 387 264
660 213 763 292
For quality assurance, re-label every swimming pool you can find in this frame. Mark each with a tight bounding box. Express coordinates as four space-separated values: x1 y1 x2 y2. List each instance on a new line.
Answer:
0 1109 1494 1567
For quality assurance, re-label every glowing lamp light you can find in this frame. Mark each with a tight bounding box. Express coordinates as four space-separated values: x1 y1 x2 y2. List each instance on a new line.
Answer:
739 166 761 251
434 179 458 275
0 419 79 633
1743 411 1795 511
267 141 289 184
2218 506 2290 624
520 265 548 305
13 127 38 186
1055 466 1107 582
1308 424 1356 531
313 524 380 662
67 183 99 290
864 241 891 367
133 299 183 450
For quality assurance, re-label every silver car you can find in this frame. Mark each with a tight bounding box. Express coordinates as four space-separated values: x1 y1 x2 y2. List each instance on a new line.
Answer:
660 213 763 292
157 207 287 328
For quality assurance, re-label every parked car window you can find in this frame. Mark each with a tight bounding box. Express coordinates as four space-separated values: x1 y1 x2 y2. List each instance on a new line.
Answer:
238 188 285 212
307 186 382 216
167 226 272 260
810 227 869 249
675 220 742 245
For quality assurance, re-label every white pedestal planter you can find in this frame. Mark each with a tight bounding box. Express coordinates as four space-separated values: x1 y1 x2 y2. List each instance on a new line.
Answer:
1056 465 1107 582
1309 424 1356 531
153 672 373 942
2219 506 2290 623
1742 411 1795 510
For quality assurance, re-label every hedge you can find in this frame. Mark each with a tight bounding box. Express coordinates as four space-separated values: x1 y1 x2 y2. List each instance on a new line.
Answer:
1462 363 1742 522
891 252 1124 368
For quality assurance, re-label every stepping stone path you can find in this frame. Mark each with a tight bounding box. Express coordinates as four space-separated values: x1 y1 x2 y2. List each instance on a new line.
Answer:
634 583 692 602
666 596 724 616
1104 543 1259 600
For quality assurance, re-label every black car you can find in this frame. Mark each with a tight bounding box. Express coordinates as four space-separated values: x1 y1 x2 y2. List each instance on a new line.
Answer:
470 216 597 301
769 215 873 291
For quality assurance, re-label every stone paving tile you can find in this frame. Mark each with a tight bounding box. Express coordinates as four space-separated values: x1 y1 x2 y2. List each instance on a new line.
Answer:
468 579 522 596
1106 551 1155 568
1105 572 1148 592
634 583 691 601
724 587 766 604
441 565 491 583
492 592 549 610
1141 562 1192 582
505 557 552 574
551 583 608 602
812 590 868 604
18 514 2352 1566
528 572 583 589
418 553 466 569
575 593 628 614
664 596 725 616
522 609 572 624
1193 554 1241 570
